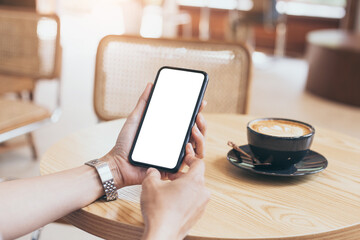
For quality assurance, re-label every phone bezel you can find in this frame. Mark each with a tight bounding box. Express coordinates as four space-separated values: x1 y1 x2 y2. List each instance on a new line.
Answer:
129 66 209 173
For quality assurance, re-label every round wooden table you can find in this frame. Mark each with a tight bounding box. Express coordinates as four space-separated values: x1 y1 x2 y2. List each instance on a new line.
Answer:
40 114 360 239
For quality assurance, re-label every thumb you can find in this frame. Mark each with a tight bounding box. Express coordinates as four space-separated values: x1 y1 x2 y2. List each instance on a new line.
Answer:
130 83 152 119
144 168 161 182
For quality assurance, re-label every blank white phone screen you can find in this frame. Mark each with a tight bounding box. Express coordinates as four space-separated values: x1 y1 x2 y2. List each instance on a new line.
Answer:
132 68 205 169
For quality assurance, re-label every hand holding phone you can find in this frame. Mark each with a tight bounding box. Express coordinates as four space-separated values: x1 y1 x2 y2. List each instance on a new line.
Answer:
129 66 209 172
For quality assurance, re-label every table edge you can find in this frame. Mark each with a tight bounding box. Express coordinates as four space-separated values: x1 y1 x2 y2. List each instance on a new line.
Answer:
63 209 360 240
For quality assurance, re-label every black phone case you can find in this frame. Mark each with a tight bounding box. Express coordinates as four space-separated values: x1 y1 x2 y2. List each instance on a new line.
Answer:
129 66 209 173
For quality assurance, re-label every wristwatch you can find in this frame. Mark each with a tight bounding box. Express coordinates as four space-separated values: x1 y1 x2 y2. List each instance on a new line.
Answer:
85 159 118 201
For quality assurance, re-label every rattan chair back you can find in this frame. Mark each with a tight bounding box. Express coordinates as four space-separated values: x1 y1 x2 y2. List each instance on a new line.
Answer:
94 35 252 120
0 8 62 149
0 8 61 80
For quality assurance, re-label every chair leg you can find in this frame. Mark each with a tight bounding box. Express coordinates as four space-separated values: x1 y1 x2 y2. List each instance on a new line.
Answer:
27 133 38 160
31 228 43 240
26 90 38 160
29 91 34 101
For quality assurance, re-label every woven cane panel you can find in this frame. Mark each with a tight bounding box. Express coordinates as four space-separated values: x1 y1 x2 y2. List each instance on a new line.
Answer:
0 9 59 79
95 36 251 120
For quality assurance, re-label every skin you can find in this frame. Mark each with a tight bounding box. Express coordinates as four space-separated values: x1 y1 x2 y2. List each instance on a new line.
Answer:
141 145 210 240
103 83 208 187
0 83 209 240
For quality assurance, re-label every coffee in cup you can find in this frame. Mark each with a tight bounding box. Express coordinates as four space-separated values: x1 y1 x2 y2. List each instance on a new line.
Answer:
247 118 315 169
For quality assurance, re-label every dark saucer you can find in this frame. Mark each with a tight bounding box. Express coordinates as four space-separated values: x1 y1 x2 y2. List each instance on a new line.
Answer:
227 145 328 176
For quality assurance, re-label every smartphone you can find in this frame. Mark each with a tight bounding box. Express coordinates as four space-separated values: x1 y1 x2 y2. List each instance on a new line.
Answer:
129 66 208 173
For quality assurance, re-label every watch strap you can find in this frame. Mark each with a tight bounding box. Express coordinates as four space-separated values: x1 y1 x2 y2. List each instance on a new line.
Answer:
85 159 117 201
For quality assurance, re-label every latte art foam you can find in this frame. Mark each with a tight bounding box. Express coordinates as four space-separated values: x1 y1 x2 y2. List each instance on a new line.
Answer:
250 120 312 137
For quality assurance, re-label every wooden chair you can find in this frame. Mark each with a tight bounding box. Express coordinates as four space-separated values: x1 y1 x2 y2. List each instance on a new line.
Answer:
0 8 61 158
94 35 252 121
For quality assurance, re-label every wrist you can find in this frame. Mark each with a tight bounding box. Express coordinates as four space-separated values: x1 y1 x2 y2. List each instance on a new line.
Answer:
79 165 105 201
99 153 124 189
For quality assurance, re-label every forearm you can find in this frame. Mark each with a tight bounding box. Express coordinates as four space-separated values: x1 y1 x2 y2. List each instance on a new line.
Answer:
0 165 103 240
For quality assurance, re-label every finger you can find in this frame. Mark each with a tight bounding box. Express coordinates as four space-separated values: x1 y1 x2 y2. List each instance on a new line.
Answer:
191 125 205 159
187 158 206 178
183 143 199 167
160 171 170 180
196 113 207 137
178 160 187 172
167 171 185 181
183 143 195 165
189 136 196 150
166 159 189 180
130 83 153 120
199 100 207 113
160 161 185 180
178 158 206 183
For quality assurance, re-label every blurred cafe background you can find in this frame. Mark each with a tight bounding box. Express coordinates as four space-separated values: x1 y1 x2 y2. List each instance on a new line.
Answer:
0 0 359 238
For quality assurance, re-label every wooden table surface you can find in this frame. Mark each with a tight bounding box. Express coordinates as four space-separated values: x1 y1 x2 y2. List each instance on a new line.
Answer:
40 114 360 239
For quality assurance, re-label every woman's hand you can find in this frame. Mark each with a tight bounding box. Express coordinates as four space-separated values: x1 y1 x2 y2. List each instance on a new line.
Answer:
101 83 207 188
140 144 210 240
